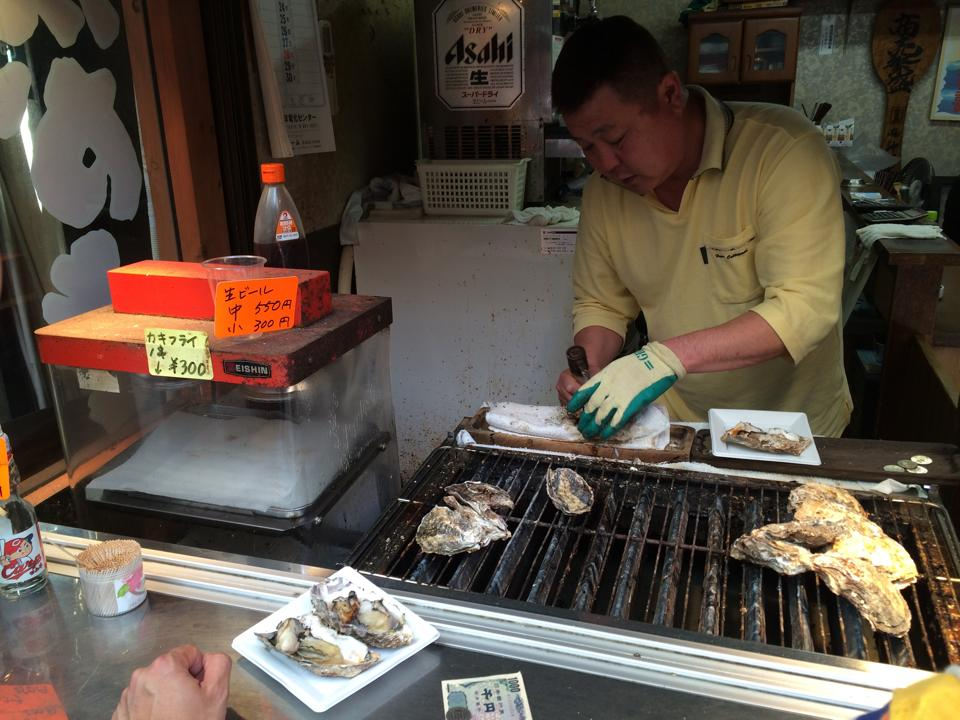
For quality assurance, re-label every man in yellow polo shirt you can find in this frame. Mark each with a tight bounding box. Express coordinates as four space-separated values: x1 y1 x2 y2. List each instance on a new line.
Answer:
553 16 851 439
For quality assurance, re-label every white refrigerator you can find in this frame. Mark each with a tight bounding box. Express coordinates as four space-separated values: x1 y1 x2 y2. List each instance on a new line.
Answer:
355 217 576 480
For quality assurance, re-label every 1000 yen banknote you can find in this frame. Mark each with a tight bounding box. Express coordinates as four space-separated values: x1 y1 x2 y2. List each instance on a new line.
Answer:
442 672 532 720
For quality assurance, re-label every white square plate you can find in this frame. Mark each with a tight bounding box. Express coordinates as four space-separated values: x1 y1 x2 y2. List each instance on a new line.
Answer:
708 409 821 466
231 567 439 713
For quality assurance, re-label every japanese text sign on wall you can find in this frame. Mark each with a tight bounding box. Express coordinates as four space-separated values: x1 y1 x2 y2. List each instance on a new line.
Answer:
144 329 214 380
213 276 299 338
0 436 9 500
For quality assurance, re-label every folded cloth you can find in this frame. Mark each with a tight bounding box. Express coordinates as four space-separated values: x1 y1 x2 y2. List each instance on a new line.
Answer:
504 205 580 227
855 223 943 246
484 401 670 449
849 223 945 283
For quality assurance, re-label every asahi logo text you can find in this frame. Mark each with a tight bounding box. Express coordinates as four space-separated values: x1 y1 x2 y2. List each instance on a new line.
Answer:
445 32 513 65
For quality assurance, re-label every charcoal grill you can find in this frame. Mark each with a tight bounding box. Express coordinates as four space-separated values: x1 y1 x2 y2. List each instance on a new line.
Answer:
350 444 960 672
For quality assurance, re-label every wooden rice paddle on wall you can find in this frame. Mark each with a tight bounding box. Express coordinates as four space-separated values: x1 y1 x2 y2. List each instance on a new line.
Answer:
871 0 941 166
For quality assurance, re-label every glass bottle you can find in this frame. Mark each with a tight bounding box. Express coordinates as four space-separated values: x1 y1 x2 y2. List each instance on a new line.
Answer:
253 162 310 269
0 425 48 600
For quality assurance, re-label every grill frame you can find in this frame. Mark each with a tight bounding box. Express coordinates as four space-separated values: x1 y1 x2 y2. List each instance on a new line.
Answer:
349 444 960 672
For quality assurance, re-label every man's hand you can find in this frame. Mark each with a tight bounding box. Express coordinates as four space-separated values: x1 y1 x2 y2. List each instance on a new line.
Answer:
112 645 232 720
556 368 584 406
556 326 624 405
567 341 685 440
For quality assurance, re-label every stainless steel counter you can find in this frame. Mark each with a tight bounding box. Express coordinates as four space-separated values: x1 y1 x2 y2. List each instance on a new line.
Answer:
0 525 907 719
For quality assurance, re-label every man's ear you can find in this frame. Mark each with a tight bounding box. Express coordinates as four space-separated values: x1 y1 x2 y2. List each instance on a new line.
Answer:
659 71 684 113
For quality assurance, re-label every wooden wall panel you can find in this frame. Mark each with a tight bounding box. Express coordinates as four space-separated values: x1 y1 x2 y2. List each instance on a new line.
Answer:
121 0 178 260
145 0 231 261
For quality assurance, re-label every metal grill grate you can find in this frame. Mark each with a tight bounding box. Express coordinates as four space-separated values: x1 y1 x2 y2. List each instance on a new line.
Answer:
350 445 960 671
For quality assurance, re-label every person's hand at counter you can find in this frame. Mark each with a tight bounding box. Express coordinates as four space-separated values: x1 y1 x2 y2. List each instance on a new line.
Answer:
112 644 231 720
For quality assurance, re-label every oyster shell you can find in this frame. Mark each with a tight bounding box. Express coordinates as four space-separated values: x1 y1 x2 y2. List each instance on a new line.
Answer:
444 481 514 514
545 467 594 515
256 613 380 677
416 495 511 555
730 483 918 636
311 578 414 648
721 422 812 456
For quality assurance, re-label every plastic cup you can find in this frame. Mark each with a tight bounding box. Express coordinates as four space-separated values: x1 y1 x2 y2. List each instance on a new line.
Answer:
201 255 267 303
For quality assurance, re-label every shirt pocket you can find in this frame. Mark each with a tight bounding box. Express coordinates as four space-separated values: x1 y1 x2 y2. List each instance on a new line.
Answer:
704 226 763 304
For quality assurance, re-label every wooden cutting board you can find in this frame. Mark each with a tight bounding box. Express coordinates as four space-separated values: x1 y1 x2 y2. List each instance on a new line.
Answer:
457 408 695 463
692 430 960 485
871 0 942 164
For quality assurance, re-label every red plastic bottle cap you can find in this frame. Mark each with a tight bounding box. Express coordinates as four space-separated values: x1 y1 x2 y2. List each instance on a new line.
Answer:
261 163 285 183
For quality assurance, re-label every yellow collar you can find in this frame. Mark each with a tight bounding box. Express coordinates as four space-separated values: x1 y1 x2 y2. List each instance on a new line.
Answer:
690 85 733 178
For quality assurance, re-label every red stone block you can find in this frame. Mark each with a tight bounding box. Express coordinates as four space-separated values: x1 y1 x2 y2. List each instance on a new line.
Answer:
107 260 332 324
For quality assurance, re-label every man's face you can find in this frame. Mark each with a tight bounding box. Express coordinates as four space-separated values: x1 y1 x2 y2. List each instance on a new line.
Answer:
564 78 686 197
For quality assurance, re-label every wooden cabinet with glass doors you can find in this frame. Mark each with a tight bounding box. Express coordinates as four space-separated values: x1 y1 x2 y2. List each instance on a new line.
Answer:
686 8 801 105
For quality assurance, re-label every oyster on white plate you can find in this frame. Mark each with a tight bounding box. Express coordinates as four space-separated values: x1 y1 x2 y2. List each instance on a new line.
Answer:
311 577 414 649
721 422 812 456
256 614 380 677
545 467 594 515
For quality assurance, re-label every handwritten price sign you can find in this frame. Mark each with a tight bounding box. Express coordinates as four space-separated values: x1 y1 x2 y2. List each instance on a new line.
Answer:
145 329 214 380
0 684 69 720
214 276 298 338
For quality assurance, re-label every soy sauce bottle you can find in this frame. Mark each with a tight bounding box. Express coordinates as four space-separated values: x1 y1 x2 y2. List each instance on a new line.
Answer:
0 425 48 600
253 162 310 269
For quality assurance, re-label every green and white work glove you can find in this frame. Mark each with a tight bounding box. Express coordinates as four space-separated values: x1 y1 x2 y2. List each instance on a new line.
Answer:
567 341 686 441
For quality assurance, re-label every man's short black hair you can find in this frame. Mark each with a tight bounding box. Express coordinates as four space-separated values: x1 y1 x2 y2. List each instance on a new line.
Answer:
552 16 671 116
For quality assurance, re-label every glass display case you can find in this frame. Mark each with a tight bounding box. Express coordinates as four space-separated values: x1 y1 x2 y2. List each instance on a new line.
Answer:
35 295 400 541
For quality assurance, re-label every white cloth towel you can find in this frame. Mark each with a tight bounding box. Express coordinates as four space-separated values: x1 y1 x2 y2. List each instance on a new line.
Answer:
484 401 670 449
855 222 943 246
504 205 580 227
849 223 944 282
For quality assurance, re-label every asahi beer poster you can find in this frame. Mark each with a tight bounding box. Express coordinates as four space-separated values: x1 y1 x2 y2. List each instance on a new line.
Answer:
433 0 524 110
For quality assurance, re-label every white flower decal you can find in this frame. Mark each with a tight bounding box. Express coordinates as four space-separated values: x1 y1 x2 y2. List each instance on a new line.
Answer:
0 0 84 48
0 61 31 140
31 58 142 228
77 0 119 49
42 229 120 324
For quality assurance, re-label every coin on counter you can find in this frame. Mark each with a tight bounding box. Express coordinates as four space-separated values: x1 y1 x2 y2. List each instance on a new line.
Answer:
910 455 933 465
883 464 906 473
897 459 918 470
907 465 929 475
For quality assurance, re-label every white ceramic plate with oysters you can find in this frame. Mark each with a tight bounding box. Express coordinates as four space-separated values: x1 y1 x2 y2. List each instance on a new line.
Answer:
708 409 821 466
231 566 439 713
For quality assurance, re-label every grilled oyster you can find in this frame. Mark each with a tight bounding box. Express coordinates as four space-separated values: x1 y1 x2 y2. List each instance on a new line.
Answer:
730 483 918 637
721 422 812 456
545 467 594 515
445 481 514 514
311 578 414 648
256 613 380 677
416 495 511 555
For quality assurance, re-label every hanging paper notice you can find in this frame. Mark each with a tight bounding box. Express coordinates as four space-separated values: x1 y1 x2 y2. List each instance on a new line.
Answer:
144 329 214 380
214 276 298 338
0 436 9 500
254 0 336 154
